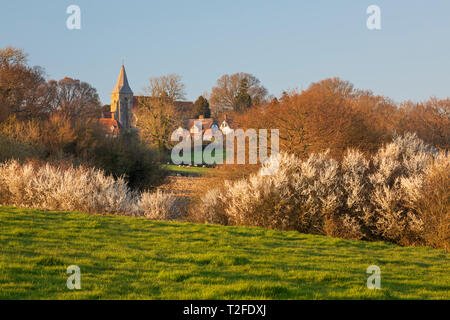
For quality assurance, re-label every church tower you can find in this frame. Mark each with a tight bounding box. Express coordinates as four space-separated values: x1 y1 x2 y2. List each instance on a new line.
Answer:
111 64 134 129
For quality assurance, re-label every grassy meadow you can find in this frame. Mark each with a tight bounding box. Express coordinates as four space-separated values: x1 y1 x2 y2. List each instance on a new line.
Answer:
162 164 212 176
0 206 448 300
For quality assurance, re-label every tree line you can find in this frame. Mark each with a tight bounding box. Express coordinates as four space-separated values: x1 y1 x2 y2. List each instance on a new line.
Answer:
1 46 448 164
0 47 101 122
231 78 449 160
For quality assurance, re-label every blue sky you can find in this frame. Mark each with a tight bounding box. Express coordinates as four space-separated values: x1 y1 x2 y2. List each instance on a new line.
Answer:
1 0 450 105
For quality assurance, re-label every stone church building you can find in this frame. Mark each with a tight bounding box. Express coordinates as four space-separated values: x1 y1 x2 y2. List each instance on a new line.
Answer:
99 64 136 135
100 64 233 136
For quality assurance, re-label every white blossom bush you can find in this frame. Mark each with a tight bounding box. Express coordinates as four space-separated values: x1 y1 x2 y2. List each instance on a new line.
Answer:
0 161 133 214
295 151 341 233
197 152 342 233
415 153 450 250
327 149 370 239
194 188 229 225
198 134 447 247
365 133 436 244
139 190 186 220
0 160 180 219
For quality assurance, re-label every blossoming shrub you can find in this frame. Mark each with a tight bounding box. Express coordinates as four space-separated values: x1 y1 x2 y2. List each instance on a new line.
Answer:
139 190 188 221
364 134 435 245
197 134 449 248
0 160 180 219
414 154 449 250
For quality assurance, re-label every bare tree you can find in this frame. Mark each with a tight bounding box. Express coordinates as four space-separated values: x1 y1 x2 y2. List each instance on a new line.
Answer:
0 47 101 122
397 97 450 150
0 47 51 121
135 97 181 153
50 77 102 120
0 47 28 66
209 72 268 114
145 74 186 101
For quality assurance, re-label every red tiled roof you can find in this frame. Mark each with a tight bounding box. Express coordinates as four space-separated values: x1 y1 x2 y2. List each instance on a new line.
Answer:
102 111 113 119
99 118 121 136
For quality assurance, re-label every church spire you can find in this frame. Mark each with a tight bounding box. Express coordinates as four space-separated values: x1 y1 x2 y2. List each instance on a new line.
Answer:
112 64 133 94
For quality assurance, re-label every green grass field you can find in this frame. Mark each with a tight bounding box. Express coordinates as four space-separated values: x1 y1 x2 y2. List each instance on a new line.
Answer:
162 164 212 176
0 206 448 300
168 148 227 170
